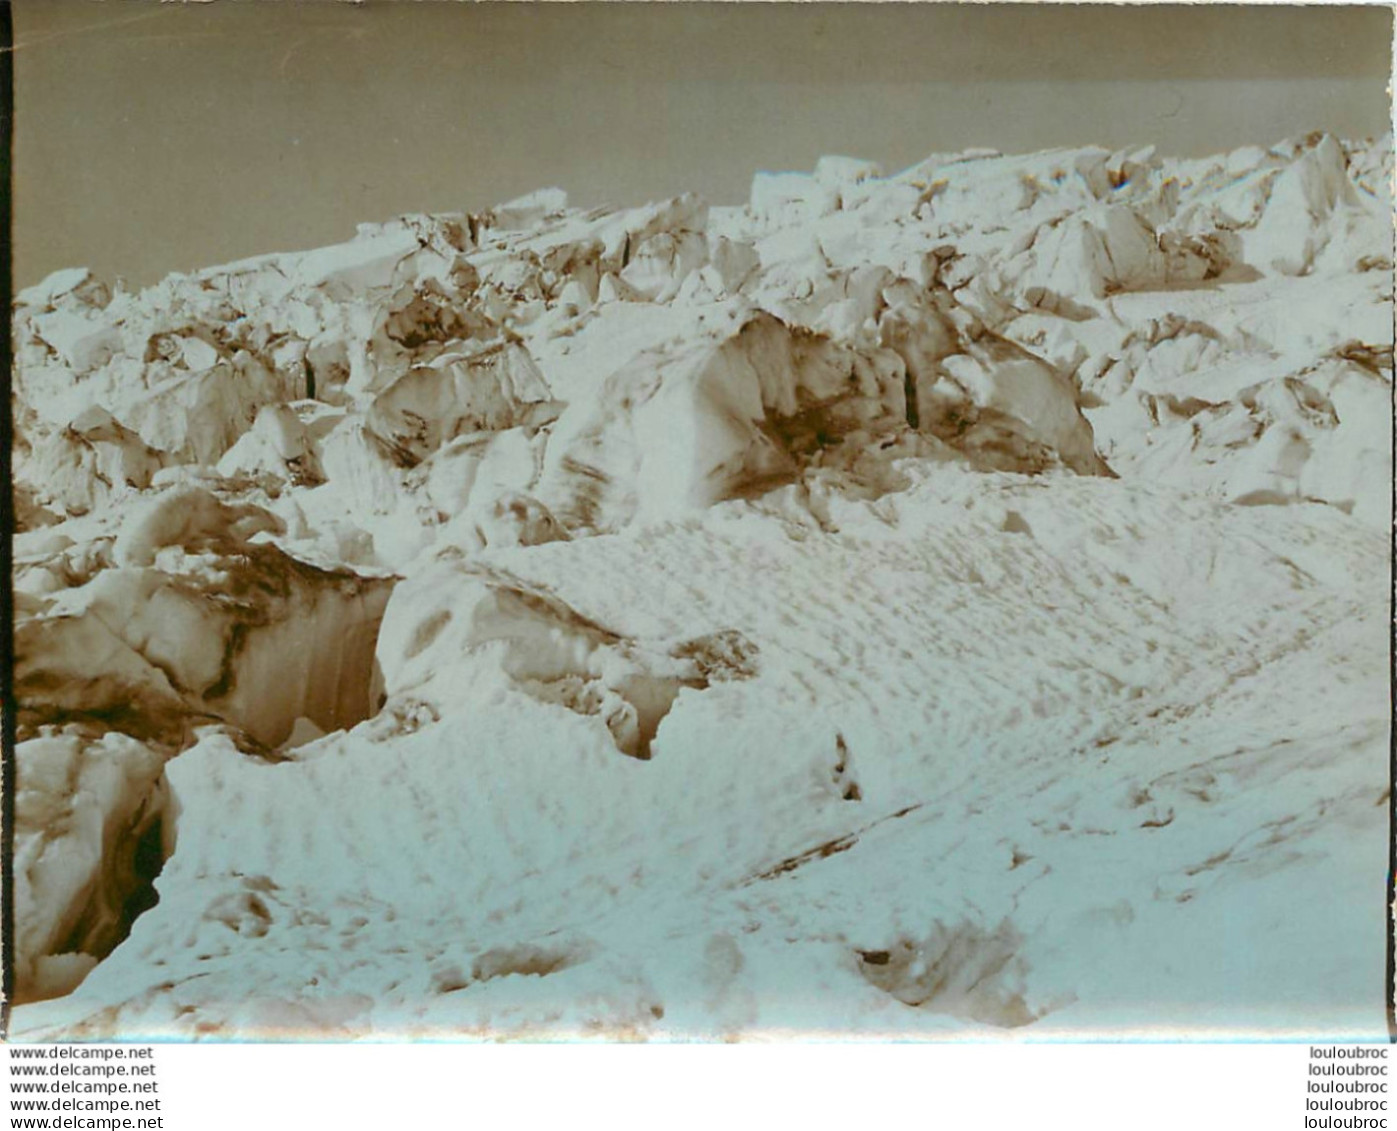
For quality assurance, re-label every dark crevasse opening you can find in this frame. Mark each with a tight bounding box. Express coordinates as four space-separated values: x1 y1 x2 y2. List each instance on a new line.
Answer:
117 811 167 938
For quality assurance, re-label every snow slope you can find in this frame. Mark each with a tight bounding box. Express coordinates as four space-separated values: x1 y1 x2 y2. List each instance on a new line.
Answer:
9 132 1392 1040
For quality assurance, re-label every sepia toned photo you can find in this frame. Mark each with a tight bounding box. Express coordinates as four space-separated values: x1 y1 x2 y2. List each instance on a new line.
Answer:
6 0 1393 1044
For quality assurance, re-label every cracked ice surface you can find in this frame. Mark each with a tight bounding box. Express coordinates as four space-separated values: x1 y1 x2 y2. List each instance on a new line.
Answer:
9 132 1392 1039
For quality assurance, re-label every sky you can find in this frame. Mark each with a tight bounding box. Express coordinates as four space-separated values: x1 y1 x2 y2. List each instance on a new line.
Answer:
12 1 1394 288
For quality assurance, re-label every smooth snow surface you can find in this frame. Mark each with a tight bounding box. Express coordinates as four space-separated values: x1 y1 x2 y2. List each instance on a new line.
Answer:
10 133 1393 1040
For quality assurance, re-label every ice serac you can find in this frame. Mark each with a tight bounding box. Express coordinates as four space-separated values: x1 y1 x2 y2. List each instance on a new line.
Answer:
8 131 1392 1039
536 311 910 531
16 486 393 749
364 339 557 469
14 729 167 1003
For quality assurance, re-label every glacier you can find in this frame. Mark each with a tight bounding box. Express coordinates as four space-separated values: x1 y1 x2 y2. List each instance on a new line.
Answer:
8 132 1393 1040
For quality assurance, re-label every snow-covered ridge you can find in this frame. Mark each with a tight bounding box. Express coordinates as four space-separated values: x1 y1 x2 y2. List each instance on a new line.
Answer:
10 133 1393 1038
